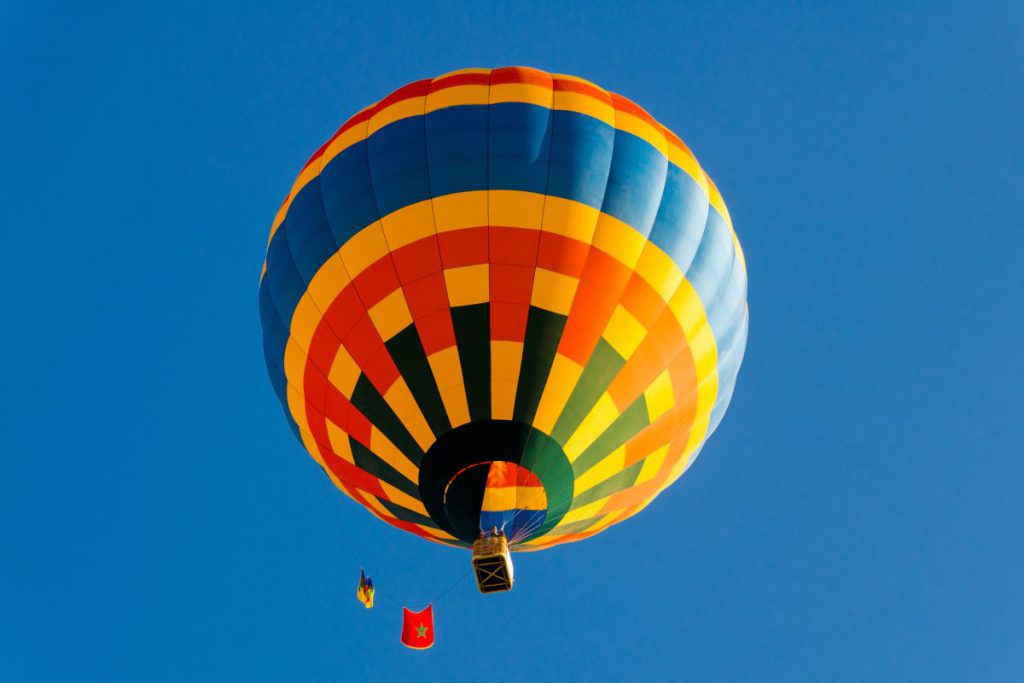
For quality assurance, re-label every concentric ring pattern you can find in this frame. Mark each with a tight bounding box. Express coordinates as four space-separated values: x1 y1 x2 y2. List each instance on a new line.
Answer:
259 67 748 551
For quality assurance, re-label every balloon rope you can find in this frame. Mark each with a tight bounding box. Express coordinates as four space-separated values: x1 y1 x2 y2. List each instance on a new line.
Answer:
430 567 472 605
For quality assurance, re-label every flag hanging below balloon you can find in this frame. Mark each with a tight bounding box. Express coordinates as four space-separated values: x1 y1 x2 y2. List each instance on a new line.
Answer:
356 569 374 609
401 605 435 649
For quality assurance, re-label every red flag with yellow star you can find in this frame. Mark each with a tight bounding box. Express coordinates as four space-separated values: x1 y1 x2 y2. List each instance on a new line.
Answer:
400 605 435 650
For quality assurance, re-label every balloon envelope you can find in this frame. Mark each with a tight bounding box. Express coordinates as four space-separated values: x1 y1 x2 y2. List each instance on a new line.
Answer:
259 67 748 550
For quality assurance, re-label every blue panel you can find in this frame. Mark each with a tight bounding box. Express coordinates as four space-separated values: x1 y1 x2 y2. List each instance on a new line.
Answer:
488 103 552 195
263 227 307 329
425 106 488 197
546 110 615 209
318 141 380 244
649 164 709 272
600 130 668 238
282 179 340 283
686 209 735 307
366 116 431 217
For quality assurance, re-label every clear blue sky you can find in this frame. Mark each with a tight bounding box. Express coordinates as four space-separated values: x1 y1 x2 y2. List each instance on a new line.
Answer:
2 2 1022 680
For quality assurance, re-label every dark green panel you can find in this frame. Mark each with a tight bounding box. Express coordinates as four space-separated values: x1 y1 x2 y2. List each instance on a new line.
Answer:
350 375 424 464
550 339 626 445
570 460 644 509
571 396 651 476
379 498 438 529
450 304 490 421
350 437 421 500
513 307 568 425
384 326 452 438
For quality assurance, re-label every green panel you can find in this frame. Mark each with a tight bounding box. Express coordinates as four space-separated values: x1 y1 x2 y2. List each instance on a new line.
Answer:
550 339 626 445
350 438 421 500
384 325 452 438
570 460 644 509
350 375 424 464
450 304 491 421
379 499 438 528
571 396 651 476
545 516 602 537
513 307 568 425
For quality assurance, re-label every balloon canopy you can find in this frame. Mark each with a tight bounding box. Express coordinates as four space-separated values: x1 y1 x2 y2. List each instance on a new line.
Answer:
259 67 748 551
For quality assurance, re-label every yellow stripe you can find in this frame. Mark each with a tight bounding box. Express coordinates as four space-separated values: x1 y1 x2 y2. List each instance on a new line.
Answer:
563 393 619 462
481 486 547 511
380 199 435 250
532 354 583 434
573 445 626 495
444 264 489 306
325 420 355 464
427 347 471 427
369 427 420 485
530 268 579 315
367 289 413 341
490 340 523 420
382 378 436 452
379 480 430 516
339 223 389 277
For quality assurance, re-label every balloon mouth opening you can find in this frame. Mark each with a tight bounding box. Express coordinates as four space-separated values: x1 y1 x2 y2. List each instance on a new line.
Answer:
443 461 548 546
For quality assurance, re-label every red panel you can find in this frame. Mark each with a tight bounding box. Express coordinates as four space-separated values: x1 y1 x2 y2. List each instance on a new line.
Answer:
489 264 533 303
490 302 529 342
403 271 449 318
322 286 365 340
353 258 401 308
489 226 539 266
392 237 442 284
415 308 457 355
438 227 488 268
537 232 589 277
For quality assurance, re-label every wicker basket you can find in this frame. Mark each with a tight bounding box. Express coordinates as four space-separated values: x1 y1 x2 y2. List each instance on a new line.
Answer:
472 534 514 593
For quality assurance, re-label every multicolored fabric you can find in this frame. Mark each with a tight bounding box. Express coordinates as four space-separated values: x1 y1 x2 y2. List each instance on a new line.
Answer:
478 462 547 542
356 569 374 608
259 67 748 551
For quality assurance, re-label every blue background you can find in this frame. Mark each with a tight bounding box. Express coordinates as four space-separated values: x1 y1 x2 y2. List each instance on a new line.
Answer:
2 2 1021 680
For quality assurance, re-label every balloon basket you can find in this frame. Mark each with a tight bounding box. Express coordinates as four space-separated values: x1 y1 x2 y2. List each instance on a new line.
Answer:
472 534 514 593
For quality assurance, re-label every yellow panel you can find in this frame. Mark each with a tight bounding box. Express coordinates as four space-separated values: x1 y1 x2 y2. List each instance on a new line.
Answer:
368 289 413 341
326 420 355 464
564 393 619 462
383 378 436 452
438 383 471 428
557 499 606 526
379 480 429 516
491 341 523 420
533 354 583 434
643 370 675 422
363 494 394 519
634 242 684 303
290 293 322 352
433 191 488 232
574 445 626 494
444 264 489 306
416 524 457 541
489 83 552 107
381 200 436 250
370 427 421 485
603 304 647 360
368 96 426 136
541 196 600 244
552 91 614 126
489 190 545 229
283 339 308 388
328 344 361 397
491 340 523 381
306 254 351 309
614 111 669 156
428 348 471 427
425 84 490 112
339 223 388 277
635 444 669 485
531 268 579 315
591 213 646 267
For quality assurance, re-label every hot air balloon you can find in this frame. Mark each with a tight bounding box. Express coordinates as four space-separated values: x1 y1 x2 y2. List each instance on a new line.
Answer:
259 67 748 593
